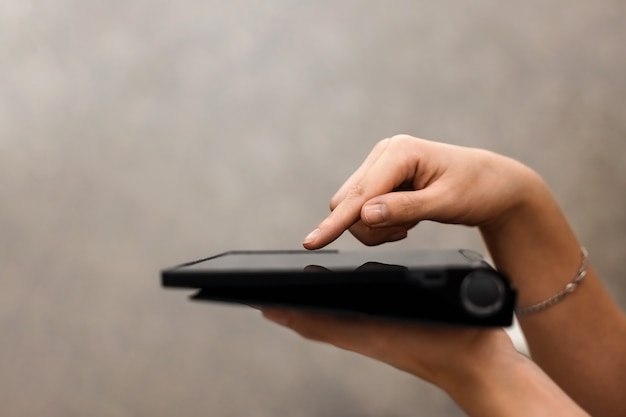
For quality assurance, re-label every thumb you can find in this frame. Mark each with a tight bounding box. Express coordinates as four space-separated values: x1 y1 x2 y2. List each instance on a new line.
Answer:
361 190 441 227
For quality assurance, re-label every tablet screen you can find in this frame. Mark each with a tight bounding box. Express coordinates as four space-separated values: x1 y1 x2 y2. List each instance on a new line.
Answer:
179 249 481 273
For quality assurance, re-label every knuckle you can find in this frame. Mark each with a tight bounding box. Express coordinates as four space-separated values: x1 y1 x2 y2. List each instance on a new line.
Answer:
374 137 392 149
397 193 418 222
329 177 370 212
356 228 386 247
389 134 418 147
362 238 381 247
345 182 366 201
389 133 413 142
389 134 428 158
329 194 341 210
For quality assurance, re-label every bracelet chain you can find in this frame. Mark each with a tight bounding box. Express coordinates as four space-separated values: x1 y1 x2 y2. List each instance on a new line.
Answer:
515 247 589 317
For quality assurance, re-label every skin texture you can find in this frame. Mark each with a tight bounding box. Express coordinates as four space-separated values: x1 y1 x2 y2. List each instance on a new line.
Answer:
260 135 626 417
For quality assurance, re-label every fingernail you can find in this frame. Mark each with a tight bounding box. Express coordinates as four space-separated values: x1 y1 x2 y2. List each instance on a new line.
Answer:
363 203 387 225
303 228 320 245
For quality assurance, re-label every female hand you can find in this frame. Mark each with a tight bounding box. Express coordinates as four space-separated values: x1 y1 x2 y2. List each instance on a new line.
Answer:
259 135 600 416
302 135 545 249
282 134 537 388
261 307 517 390
260 307 591 417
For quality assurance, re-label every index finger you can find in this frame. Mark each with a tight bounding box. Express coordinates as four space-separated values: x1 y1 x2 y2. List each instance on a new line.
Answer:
302 186 372 249
329 138 392 210
303 146 413 249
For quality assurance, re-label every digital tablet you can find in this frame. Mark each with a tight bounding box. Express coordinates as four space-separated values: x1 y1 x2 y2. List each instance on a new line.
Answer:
161 249 516 327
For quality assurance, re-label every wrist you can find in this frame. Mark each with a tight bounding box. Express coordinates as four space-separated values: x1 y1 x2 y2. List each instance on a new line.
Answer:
435 331 532 416
433 330 517 393
442 344 590 417
478 168 583 306
480 160 552 232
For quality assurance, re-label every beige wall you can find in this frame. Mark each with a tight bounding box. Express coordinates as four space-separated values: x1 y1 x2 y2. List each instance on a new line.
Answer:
2 1 625 416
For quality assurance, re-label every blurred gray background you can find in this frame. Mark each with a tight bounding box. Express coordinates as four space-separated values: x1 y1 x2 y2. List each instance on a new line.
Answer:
1 1 625 416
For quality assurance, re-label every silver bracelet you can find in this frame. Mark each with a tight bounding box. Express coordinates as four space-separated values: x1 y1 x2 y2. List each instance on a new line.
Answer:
515 247 589 317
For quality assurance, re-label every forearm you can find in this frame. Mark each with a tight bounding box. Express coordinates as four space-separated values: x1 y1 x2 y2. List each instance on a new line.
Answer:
480 172 626 417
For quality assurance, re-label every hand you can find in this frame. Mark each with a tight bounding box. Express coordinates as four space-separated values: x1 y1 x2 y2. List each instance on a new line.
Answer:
302 135 544 249
258 135 603 417
260 307 592 417
260 307 517 390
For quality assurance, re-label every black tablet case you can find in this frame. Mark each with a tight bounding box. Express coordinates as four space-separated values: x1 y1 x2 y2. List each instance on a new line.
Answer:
161 249 516 327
